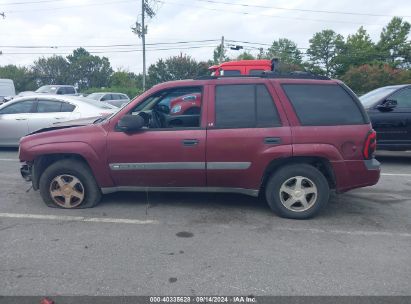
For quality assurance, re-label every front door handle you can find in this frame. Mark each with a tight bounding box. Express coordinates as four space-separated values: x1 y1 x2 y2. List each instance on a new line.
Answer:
54 117 65 120
182 139 199 146
15 118 27 121
264 137 281 145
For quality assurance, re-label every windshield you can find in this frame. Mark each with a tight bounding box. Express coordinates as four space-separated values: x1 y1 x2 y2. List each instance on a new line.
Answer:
35 85 58 93
359 86 400 108
87 93 105 101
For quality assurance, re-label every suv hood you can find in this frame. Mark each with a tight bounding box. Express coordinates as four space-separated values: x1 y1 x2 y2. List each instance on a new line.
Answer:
29 116 100 135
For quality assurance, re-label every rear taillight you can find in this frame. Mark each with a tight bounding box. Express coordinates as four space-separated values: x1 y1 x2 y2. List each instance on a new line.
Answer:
363 130 377 159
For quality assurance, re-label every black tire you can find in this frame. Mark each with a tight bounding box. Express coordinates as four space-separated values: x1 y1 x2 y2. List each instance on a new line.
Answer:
39 159 102 209
265 164 329 219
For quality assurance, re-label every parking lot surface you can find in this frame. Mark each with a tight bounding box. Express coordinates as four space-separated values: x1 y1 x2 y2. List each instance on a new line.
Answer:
0 149 410 296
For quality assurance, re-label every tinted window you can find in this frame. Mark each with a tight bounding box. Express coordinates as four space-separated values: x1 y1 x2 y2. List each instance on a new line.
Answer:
215 84 280 128
65 87 76 94
389 87 411 108
222 70 241 76
112 94 121 100
61 102 75 112
0 100 35 114
282 84 365 126
101 94 112 101
37 100 62 113
120 94 129 100
249 69 265 75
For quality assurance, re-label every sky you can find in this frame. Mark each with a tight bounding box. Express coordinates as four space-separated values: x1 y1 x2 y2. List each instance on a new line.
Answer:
0 0 411 74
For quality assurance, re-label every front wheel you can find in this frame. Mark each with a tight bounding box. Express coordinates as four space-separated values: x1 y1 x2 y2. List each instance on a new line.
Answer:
39 159 101 209
265 164 330 219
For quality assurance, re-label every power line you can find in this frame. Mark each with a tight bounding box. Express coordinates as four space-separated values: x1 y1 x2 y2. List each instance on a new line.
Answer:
158 0 383 26
6 0 134 13
0 45 218 55
0 39 220 49
191 0 411 18
3 0 66 5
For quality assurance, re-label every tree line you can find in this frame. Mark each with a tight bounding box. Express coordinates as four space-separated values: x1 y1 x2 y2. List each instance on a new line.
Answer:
0 17 410 96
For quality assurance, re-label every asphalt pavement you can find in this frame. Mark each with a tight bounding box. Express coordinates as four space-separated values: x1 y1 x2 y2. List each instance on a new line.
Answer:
0 148 410 296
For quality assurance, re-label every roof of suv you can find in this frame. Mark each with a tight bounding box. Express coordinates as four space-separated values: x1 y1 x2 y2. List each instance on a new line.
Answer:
151 74 339 92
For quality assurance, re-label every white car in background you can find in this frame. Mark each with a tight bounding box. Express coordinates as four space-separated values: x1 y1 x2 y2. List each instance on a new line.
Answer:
0 79 16 104
87 92 130 108
0 95 117 147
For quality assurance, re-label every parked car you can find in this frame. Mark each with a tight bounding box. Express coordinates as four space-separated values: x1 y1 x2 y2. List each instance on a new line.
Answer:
19 73 380 219
87 92 130 108
0 95 117 147
35 85 78 96
359 84 411 151
0 79 16 104
169 93 201 116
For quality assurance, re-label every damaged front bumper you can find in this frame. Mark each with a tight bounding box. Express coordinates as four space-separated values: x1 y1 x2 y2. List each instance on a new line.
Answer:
20 163 33 182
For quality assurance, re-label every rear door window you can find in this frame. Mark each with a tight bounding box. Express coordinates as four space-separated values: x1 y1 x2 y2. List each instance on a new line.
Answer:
64 87 76 94
222 70 241 76
215 84 281 128
37 100 63 113
282 84 366 126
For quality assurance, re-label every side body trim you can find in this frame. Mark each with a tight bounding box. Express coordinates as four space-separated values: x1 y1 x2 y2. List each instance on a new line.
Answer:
109 162 252 171
110 162 205 170
101 186 259 197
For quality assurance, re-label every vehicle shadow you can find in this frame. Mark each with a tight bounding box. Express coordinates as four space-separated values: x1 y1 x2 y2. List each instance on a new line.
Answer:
100 191 269 212
375 150 411 164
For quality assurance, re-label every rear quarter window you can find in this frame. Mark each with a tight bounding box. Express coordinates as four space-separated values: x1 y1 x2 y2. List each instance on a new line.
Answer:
282 84 366 126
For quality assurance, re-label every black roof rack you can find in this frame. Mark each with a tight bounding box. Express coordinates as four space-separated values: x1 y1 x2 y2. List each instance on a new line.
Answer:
195 71 330 81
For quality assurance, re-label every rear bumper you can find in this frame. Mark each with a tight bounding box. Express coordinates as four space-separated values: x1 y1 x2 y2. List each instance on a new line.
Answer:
333 158 380 193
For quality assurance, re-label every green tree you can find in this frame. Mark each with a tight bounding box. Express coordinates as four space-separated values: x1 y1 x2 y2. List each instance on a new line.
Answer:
335 26 377 76
377 17 411 68
307 30 344 77
341 63 411 94
0 65 37 93
212 45 229 64
66 48 113 90
236 51 255 60
266 38 303 66
147 54 209 87
110 69 140 88
32 55 70 85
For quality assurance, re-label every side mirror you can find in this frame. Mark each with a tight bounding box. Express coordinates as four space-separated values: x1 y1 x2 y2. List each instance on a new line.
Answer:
117 114 145 132
377 99 397 111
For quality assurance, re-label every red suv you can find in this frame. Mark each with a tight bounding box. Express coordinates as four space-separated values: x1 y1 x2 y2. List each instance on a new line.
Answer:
19 73 380 219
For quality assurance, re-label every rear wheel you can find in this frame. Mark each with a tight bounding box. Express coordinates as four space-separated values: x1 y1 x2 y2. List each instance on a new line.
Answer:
39 159 101 209
265 164 329 219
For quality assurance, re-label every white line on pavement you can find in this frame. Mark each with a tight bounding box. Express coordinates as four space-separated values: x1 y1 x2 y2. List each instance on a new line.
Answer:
381 173 411 177
0 212 157 225
0 212 410 238
273 226 411 238
0 158 19 162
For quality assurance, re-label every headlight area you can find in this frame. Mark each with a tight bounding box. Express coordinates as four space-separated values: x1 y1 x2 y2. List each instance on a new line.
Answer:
20 162 33 182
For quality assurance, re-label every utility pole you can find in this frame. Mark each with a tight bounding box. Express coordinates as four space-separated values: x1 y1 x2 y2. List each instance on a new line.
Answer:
141 0 146 91
132 0 156 91
219 36 225 64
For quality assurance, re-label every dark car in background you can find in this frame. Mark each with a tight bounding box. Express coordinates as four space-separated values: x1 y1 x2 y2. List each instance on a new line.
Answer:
360 84 411 151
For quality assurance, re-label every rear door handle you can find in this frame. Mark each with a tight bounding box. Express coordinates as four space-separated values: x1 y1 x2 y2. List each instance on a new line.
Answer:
15 118 27 121
182 139 199 146
264 137 281 145
54 117 65 120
